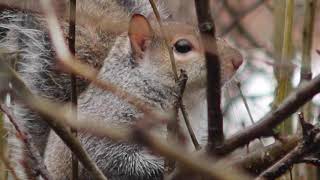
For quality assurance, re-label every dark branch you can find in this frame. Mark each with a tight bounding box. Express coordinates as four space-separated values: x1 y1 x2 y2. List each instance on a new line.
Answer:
233 136 299 175
176 70 201 150
256 116 320 179
216 74 320 155
194 0 224 154
299 158 320 167
68 0 79 179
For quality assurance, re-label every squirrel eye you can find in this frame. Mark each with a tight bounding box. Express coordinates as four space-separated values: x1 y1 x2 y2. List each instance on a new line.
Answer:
173 39 193 54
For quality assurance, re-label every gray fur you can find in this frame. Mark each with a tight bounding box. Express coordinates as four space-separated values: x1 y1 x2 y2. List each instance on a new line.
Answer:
0 11 53 157
116 0 170 19
44 35 175 180
1 0 171 179
0 0 241 179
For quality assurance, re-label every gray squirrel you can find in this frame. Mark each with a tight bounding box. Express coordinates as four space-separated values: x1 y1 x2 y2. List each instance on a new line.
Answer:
0 0 243 179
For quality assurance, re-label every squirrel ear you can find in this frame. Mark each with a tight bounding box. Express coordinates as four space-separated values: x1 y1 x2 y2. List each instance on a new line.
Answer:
128 14 153 60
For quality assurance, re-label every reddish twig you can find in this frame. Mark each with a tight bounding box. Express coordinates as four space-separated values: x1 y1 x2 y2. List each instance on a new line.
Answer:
0 152 20 180
0 104 52 180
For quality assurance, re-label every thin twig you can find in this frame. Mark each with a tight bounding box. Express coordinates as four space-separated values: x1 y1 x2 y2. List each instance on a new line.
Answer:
149 0 200 152
257 145 302 179
256 114 320 180
149 0 181 172
236 81 264 147
148 0 178 80
233 135 299 175
236 81 255 124
0 151 20 180
0 96 7 180
67 0 78 179
194 0 224 153
0 104 52 180
180 104 201 150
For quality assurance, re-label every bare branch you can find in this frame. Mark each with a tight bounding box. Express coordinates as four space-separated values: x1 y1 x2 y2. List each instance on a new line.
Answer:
256 115 320 179
233 136 299 175
217 74 320 155
149 0 183 172
67 0 79 178
194 0 224 154
299 158 320 167
236 81 255 125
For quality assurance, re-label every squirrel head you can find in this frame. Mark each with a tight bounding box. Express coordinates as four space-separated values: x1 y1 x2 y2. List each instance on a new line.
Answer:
128 14 243 92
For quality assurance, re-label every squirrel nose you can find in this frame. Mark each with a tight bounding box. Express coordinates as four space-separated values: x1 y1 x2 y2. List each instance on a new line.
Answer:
231 55 243 70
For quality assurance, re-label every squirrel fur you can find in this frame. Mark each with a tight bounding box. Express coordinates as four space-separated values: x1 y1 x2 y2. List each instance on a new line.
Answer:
0 0 243 179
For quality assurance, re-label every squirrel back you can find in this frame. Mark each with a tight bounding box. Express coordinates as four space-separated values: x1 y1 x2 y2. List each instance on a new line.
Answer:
0 0 243 179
